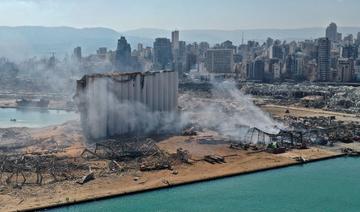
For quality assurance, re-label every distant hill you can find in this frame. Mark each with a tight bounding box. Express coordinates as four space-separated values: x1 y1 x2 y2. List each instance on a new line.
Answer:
0 26 152 60
1 26 359 60
124 27 360 45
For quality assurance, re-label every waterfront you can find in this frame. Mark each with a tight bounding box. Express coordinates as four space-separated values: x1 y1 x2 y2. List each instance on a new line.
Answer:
0 108 78 128
52 157 360 212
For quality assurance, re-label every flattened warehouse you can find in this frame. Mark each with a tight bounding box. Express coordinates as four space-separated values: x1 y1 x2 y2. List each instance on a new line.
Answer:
75 71 178 139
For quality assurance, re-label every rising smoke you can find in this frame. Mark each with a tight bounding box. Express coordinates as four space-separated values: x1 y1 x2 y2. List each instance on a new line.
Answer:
80 78 281 144
179 80 282 141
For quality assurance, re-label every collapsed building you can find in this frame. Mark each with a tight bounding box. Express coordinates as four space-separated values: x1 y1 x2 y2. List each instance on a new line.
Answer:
75 71 178 139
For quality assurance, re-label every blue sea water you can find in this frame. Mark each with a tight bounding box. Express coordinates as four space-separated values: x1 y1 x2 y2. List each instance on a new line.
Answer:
51 157 360 212
0 108 78 128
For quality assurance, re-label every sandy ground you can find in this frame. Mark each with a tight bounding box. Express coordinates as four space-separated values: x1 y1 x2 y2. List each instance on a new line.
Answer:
0 134 339 212
0 104 356 211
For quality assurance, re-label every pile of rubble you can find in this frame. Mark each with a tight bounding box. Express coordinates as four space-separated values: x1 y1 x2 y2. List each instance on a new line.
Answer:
284 116 360 145
327 89 360 113
81 137 194 173
241 83 360 113
0 153 88 187
0 137 196 189
81 138 161 161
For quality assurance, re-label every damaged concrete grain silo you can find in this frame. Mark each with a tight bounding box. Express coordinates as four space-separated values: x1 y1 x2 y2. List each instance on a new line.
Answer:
75 71 178 139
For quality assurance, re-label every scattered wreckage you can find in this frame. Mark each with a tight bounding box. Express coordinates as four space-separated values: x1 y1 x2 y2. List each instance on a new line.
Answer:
0 153 88 187
242 83 360 114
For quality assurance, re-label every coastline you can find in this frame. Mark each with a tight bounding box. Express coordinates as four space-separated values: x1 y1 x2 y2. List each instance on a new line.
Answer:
0 103 358 212
0 105 75 111
0 99 75 112
14 149 344 212
34 153 345 212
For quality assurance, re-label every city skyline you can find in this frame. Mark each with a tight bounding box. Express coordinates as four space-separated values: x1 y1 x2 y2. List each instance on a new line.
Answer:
0 0 359 31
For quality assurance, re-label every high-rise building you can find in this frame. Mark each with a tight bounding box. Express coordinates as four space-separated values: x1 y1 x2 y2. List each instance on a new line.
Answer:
177 41 186 63
186 53 197 72
285 54 296 78
154 38 173 69
97 47 107 59
342 45 355 59
138 43 144 52
199 42 210 59
171 30 180 50
317 38 331 81
337 33 343 42
73 46 82 62
284 52 304 81
97 47 107 55
115 36 132 69
336 58 353 82
354 59 360 81
116 37 131 56
187 42 199 55
221 40 235 50
301 40 317 59
304 60 318 82
269 58 281 80
144 47 153 60
205 49 234 73
247 58 265 81
272 44 284 59
326 22 338 42
344 34 354 45
136 43 144 58
294 52 305 79
113 36 141 71
266 37 274 48
173 41 187 76
330 50 340 70
273 63 281 80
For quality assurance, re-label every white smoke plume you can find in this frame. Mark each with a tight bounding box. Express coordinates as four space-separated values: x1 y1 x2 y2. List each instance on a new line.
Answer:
179 80 282 141
78 77 281 144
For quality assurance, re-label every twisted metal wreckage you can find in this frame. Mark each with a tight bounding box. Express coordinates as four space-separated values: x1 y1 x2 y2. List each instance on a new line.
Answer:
2 114 360 187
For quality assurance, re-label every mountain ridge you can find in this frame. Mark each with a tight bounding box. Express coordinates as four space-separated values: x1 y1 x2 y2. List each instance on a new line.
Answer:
0 26 359 60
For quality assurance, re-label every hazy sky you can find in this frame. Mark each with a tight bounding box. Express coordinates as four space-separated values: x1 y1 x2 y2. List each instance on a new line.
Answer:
0 0 358 31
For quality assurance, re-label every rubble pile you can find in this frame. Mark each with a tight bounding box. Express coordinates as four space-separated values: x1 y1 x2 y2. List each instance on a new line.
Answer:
241 83 360 113
0 154 88 187
175 148 192 164
225 115 360 154
87 138 162 161
0 134 197 191
284 116 360 145
327 89 360 113
82 138 193 173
